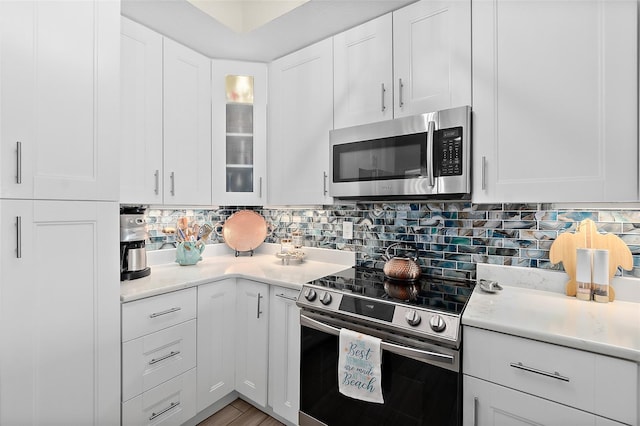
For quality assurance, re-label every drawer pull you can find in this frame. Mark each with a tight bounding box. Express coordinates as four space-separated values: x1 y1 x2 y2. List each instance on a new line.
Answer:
149 350 181 365
149 401 180 421
509 361 570 382
276 293 298 302
149 307 181 318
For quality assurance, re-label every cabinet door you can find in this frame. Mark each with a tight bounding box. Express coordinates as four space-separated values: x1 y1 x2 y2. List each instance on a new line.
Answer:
463 375 597 426
333 14 393 128
268 287 301 425
0 0 119 201
120 17 163 205
197 279 237 412
393 0 471 117
472 0 637 203
211 60 267 205
235 279 269 407
268 38 333 205
163 38 212 205
0 200 120 425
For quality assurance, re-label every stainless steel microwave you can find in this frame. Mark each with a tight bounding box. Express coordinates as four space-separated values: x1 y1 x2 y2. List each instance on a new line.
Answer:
329 106 471 199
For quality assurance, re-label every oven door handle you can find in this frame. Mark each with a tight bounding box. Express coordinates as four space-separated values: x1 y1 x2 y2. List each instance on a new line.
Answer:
300 314 454 365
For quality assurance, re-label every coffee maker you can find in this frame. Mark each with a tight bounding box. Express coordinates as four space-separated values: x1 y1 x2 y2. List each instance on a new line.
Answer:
120 206 151 281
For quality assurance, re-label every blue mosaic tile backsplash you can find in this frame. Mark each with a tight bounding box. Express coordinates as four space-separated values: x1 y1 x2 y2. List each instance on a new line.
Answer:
145 203 640 280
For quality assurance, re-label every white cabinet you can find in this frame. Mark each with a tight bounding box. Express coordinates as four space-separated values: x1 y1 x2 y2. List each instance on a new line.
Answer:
120 17 163 205
268 38 333 205
211 60 267 205
235 279 269 407
121 288 198 426
472 0 637 203
268 286 301 424
163 38 212 206
333 0 471 129
392 0 471 118
197 279 237 411
0 200 120 425
0 0 119 201
463 326 638 426
333 14 393 128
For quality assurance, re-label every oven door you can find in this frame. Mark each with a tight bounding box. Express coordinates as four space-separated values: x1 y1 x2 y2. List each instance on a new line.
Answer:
299 313 461 426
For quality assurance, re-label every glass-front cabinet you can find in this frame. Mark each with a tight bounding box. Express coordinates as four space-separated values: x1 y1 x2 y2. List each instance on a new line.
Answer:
212 61 266 205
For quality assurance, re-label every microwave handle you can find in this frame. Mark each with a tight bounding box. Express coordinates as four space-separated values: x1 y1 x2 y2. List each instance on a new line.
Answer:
427 120 436 187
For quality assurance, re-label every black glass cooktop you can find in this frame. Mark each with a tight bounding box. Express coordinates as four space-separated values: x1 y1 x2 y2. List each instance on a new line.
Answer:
307 267 474 315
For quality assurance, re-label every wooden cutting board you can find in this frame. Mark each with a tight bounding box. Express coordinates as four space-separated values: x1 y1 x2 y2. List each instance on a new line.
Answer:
549 219 633 301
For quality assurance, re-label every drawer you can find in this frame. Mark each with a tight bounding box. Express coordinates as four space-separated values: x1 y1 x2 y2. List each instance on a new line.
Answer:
122 368 196 426
463 327 638 425
123 319 197 402
122 288 196 342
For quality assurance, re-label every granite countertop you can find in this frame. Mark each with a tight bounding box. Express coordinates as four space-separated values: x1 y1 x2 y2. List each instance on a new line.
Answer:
120 243 355 303
464 264 640 363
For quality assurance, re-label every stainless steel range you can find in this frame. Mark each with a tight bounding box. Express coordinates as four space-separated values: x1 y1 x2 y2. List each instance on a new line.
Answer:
297 267 474 426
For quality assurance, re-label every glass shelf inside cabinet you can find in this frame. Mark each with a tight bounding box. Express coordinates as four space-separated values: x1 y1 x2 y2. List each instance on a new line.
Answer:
225 75 254 193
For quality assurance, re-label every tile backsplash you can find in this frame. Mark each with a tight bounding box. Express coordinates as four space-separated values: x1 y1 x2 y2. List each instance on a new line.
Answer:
144 203 640 280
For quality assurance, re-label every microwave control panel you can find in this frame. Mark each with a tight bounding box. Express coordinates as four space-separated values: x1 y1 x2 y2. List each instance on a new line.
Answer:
437 127 463 177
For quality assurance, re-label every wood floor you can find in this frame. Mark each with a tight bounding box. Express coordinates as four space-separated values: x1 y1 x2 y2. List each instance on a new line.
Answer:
197 399 285 426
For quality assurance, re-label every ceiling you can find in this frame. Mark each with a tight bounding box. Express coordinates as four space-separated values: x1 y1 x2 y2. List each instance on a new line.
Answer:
121 0 418 62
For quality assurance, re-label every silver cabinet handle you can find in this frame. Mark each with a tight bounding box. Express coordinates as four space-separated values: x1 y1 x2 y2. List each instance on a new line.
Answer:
509 361 570 382
149 350 181 365
323 172 328 196
16 216 22 259
149 307 181 318
481 156 487 190
381 83 386 112
154 170 159 195
398 78 404 108
473 397 479 426
300 314 454 365
170 172 175 196
427 120 436 187
149 401 180 421
16 142 22 184
259 177 262 198
276 293 297 302
257 293 263 318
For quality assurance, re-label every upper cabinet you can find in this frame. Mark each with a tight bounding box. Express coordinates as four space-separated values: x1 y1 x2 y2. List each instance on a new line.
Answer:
333 0 471 128
120 17 163 205
268 39 334 205
333 14 393 129
472 0 638 203
163 39 212 206
0 0 120 201
211 60 267 205
393 0 471 118
120 20 212 206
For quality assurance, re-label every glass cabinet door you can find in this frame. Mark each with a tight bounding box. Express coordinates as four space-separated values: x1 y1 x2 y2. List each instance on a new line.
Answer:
225 75 254 193
212 60 266 205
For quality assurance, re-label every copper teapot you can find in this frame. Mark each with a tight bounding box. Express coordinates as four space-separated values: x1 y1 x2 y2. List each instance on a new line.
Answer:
382 243 421 281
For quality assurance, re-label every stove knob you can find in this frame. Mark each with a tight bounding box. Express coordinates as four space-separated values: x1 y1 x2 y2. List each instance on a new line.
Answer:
429 315 447 332
304 288 317 302
320 292 332 305
404 310 421 326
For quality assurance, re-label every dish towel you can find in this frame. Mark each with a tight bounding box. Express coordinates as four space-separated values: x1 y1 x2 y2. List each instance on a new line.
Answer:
338 328 384 404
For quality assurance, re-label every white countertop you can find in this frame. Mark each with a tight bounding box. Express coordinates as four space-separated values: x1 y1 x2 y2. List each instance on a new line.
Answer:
464 264 640 362
120 243 355 303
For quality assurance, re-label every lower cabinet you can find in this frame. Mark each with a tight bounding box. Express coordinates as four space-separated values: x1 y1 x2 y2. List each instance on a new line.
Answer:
197 279 237 411
235 279 270 407
463 326 638 426
269 286 301 424
123 279 301 425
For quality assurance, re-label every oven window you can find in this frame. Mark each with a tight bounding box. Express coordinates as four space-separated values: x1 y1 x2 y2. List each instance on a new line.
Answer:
333 133 426 182
300 326 460 426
